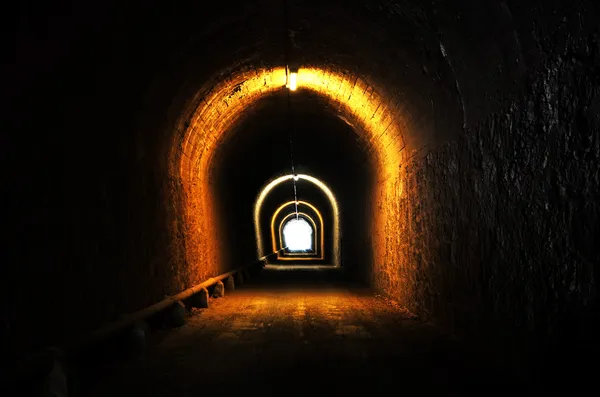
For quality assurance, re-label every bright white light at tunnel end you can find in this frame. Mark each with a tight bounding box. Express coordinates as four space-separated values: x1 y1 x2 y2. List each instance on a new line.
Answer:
283 218 313 251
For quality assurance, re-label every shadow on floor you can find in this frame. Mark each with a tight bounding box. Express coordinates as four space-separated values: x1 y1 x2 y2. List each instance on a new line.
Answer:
247 266 363 289
71 267 591 396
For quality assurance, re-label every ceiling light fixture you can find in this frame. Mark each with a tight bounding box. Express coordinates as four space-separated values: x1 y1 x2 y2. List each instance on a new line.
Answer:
286 67 298 91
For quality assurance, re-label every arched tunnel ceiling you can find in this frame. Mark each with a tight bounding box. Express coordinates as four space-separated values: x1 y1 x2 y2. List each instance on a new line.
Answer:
210 90 373 197
138 0 540 154
7 0 585 157
6 0 572 190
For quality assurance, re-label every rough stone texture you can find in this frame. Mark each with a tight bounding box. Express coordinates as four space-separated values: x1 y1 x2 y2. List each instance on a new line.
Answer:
377 35 600 366
165 302 187 328
188 288 210 309
234 271 244 287
225 276 235 291
212 281 225 299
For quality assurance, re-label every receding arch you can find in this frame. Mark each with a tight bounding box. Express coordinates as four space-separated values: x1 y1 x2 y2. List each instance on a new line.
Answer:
255 174 340 266
273 207 324 260
278 212 321 258
270 201 327 262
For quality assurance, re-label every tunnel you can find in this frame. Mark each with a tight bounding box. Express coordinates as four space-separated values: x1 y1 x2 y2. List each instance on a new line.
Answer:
3 0 599 394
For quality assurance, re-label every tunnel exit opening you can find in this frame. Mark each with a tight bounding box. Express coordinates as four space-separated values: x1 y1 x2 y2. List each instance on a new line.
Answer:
282 217 313 252
278 212 320 257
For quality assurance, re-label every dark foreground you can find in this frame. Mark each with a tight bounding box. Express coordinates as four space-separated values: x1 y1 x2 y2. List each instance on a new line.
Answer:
82 268 560 396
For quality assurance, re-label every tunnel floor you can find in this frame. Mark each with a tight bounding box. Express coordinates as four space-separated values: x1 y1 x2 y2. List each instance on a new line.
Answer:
84 268 531 396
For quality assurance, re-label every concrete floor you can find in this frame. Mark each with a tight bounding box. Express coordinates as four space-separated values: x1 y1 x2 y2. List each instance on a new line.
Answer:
84 268 528 396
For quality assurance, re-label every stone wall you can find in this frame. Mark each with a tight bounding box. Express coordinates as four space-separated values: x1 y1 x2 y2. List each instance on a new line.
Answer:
378 34 599 368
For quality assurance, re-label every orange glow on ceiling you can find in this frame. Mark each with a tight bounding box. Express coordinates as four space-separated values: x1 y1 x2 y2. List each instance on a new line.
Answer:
172 66 407 276
176 67 406 185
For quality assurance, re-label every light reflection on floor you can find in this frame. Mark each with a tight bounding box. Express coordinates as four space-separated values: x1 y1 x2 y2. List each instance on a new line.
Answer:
264 264 337 270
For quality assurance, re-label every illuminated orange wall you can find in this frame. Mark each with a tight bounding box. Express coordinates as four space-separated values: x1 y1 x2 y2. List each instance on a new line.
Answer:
170 65 415 304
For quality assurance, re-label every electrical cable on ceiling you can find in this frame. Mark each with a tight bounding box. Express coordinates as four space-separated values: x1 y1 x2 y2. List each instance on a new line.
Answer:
283 0 299 220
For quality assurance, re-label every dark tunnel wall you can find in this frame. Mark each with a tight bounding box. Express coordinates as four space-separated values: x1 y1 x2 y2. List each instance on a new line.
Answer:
403 34 600 370
2 0 599 376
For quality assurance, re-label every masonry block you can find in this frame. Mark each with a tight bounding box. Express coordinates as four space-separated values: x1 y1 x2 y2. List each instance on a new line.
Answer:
225 276 235 291
234 271 244 286
123 320 150 359
37 347 68 397
165 301 186 328
189 287 210 308
212 281 225 298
